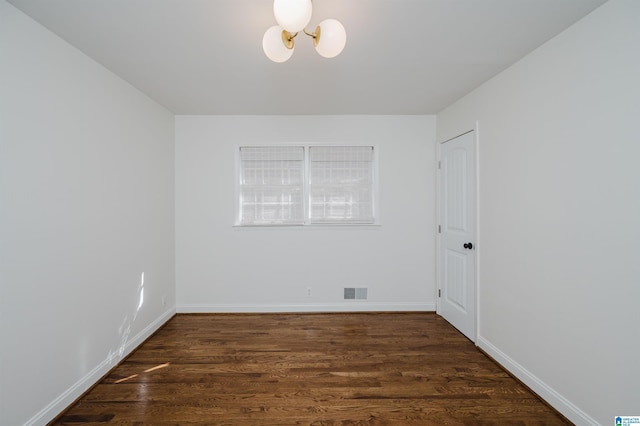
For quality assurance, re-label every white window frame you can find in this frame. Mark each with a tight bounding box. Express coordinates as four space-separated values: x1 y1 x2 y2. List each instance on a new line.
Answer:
235 144 379 227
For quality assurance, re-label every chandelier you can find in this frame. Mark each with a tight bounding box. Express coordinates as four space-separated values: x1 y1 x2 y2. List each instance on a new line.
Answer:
262 0 347 63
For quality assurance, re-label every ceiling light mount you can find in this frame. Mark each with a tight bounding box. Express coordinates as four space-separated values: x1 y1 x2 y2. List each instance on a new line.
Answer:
263 0 346 63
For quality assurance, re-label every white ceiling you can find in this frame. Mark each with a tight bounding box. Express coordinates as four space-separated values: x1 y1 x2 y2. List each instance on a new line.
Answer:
8 0 607 115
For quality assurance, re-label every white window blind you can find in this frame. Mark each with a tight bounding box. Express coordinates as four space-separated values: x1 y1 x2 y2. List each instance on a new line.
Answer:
238 146 304 225
309 146 374 224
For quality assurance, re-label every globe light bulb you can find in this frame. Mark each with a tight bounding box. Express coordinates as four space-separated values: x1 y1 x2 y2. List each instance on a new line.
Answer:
273 0 312 33
263 26 294 63
314 19 346 58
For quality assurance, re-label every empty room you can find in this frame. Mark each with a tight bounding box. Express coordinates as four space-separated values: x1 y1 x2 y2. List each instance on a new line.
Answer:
1 0 638 425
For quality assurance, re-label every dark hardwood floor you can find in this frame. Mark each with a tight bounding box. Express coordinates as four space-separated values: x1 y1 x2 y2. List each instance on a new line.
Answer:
52 312 571 425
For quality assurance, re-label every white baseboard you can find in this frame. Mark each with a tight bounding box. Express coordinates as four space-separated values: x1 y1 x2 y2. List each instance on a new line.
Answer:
177 302 435 313
476 336 599 426
26 308 176 426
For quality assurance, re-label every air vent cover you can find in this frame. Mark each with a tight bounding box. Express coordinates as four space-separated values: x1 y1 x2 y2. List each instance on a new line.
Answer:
344 288 368 300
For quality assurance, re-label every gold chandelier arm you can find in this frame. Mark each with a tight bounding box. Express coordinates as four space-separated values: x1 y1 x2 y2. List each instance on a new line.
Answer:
282 30 298 49
303 25 321 47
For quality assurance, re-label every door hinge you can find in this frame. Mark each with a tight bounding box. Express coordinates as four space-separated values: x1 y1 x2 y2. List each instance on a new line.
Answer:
438 289 441 297
438 225 441 233
438 160 441 169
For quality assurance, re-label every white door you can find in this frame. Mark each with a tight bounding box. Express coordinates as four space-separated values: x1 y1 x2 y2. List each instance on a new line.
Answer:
439 131 476 341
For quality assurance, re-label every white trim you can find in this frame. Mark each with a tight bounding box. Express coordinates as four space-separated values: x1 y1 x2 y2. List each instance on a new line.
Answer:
435 138 442 315
477 336 600 426
473 121 481 342
26 308 176 426
177 303 435 313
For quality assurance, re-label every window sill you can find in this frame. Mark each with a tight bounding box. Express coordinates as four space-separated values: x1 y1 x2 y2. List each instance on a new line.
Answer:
232 223 381 230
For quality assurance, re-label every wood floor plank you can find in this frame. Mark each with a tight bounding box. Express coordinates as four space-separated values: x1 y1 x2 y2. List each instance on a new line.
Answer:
52 313 571 425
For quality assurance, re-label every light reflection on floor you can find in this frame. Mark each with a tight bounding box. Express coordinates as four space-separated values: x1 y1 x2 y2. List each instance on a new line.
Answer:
113 362 170 384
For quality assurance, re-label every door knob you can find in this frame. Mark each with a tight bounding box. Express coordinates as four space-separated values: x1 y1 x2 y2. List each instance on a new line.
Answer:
463 242 473 249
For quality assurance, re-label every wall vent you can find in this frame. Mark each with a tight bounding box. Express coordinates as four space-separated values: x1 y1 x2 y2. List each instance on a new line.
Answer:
344 288 368 300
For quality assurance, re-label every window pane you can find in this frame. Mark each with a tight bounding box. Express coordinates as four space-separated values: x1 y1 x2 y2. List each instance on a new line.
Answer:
309 146 374 224
240 186 304 224
239 147 304 225
310 185 373 223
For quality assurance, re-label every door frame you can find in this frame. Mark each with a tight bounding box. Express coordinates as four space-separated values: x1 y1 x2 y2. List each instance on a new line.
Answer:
436 122 481 343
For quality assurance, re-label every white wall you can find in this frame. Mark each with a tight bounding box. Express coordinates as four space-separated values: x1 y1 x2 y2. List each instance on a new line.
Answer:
437 0 640 424
175 115 436 312
0 3 176 425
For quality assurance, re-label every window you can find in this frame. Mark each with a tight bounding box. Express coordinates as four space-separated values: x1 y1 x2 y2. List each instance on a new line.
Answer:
309 146 374 224
238 146 305 225
237 145 376 226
